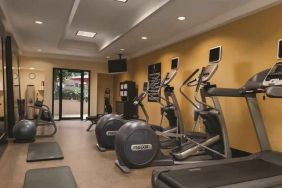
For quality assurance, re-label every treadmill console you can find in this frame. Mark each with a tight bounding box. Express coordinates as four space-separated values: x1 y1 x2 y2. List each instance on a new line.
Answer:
263 62 282 86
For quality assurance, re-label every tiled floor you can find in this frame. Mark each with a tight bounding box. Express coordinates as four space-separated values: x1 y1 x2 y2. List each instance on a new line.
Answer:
0 121 153 188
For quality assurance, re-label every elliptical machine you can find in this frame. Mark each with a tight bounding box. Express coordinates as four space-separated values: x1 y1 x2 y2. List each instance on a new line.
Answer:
86 88 112 132
134 81 182 149
95 81 179 151
114 55 231 173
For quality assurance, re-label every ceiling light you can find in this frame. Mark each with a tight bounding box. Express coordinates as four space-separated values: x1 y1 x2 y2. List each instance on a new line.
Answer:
35 20 43 24
29 67 35 70
141 36 148 40
120 48 125 51
177 16 186 21
37 49 42 52
115 0 128 3
106 56 111 59
76 30 96 38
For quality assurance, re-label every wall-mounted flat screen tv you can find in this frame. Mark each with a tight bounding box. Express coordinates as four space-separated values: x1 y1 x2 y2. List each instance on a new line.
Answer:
108 59 127 74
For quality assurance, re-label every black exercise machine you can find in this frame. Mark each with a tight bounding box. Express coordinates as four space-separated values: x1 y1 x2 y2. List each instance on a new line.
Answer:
152 62 282 188
86 88 112 131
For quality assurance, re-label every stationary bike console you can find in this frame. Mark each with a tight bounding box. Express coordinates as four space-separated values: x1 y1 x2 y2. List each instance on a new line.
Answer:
263 62 282 86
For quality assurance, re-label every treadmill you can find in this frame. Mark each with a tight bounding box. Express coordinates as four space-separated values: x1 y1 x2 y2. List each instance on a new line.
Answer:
152 62 282 188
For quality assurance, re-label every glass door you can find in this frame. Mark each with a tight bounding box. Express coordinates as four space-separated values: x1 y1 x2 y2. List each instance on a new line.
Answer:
61 70 82 119
83 71 89 119
53 69 60 120
52 68 90 120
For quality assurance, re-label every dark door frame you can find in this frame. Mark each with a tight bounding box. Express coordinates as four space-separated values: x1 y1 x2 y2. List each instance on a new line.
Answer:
52 68 91 120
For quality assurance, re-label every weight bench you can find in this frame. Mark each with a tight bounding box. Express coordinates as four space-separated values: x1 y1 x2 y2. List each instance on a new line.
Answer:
86 114 104 131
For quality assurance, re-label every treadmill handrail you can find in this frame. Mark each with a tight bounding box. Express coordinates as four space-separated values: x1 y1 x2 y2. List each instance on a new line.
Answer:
207 88 244 97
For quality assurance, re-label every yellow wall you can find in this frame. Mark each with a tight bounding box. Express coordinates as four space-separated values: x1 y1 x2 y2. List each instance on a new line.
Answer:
113 4 282 153
19 56 108 116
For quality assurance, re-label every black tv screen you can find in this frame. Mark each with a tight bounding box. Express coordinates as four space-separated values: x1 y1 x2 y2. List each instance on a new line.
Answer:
108 59 127 73
278 40 282 59
209 46 221 63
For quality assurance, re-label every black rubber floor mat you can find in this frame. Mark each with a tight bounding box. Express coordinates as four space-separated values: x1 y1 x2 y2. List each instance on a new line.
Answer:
27 142 64 162
24 166 78 188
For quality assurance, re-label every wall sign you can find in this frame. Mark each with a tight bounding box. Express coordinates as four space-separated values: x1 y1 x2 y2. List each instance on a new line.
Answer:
148 63 161 102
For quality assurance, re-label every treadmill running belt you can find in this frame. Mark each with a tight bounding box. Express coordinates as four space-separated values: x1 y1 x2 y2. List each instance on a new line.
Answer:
159 159 282 188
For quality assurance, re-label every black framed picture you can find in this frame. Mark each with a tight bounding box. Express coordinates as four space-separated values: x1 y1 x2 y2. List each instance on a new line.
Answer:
148 63 161 102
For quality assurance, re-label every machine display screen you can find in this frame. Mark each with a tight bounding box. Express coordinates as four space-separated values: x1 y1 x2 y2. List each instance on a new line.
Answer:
209 46 221 63
264 63 282 83
278 40 282 59
171 57 179 69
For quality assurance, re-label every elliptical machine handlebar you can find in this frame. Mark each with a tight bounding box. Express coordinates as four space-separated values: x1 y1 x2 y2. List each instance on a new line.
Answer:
196 67 206 93
133 81 149 106
158 63 179 92
179 69 200 109
194 67 219 110
181 69 200 87
158 72 170 93
163 69 177 86
133 92 147 106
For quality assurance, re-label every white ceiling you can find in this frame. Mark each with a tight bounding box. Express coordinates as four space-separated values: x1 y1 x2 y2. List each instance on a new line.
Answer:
0 0 281 62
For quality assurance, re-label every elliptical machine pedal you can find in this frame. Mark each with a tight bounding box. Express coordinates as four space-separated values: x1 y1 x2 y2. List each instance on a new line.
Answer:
115 160 131 174
96 144 107 152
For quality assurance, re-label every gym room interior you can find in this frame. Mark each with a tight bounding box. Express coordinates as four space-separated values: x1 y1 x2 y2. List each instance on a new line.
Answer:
1 0 282 188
